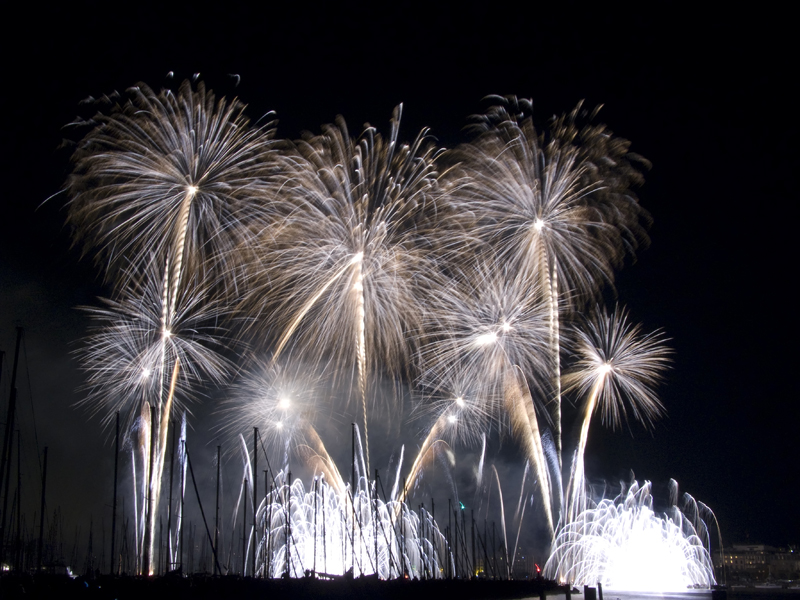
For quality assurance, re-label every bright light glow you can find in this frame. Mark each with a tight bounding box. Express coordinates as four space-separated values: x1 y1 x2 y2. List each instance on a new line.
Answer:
186 185 198 196
501 321 512 332
447 414 457 424
455 396 465 407
533 217 545 232
275 421 283 429
163 329 172 338
474 331 498 346
142 367 151 378
598 362 612 376
277 397 291 410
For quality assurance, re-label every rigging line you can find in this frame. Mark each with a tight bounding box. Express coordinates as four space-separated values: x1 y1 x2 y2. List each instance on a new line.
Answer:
1 349 8 414
22 336 43 476
257 431 278 486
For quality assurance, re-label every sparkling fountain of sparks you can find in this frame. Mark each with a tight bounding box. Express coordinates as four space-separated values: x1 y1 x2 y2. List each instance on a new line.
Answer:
251 471 449 579
544 480 716 592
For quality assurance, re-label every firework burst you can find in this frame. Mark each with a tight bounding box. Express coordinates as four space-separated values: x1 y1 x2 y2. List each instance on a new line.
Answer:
417 259 551 440
563 304 671 430
66 79 280 291
563 305 671 522
76 260 231 433
241 106 446 468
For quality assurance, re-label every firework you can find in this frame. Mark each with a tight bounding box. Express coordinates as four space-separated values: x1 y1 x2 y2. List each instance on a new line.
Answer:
67 79 279 573
76 260 231 432
64 84 698 586
66 80 279 290
241 106 446 470
418 260 551 418
218 359 348 494
562 305 671 522
76 258 230 572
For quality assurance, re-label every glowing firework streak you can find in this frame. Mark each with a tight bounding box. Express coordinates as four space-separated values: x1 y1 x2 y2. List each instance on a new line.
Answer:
504 366 554 536
353 253 369 474
399 422 452 504
272 252 363 363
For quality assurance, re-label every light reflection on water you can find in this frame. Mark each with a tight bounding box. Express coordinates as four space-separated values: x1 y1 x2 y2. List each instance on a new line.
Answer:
531 590 800 600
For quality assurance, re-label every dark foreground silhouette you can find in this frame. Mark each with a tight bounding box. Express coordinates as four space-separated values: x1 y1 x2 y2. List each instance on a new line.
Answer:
0 572 566 600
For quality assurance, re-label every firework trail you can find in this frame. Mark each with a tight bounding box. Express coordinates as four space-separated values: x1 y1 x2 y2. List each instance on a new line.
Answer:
503 365 554 536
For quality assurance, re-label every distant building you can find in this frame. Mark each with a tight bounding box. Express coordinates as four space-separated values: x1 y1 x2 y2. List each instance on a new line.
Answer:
714 544 800 582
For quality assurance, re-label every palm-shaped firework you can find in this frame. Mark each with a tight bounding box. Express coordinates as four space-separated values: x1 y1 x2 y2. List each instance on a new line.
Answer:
417 259 551 437
562 305 671 522
76 259 231 569
411 259 558 531
66 80 278 574
241 106 445 470
77 262 231 429
67 80 279 287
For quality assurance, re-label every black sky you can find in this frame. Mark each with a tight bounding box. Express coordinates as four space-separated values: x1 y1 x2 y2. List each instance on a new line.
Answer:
0 2 795 554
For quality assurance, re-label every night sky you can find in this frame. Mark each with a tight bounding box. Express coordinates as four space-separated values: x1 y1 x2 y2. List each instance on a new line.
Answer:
0 2 795 561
